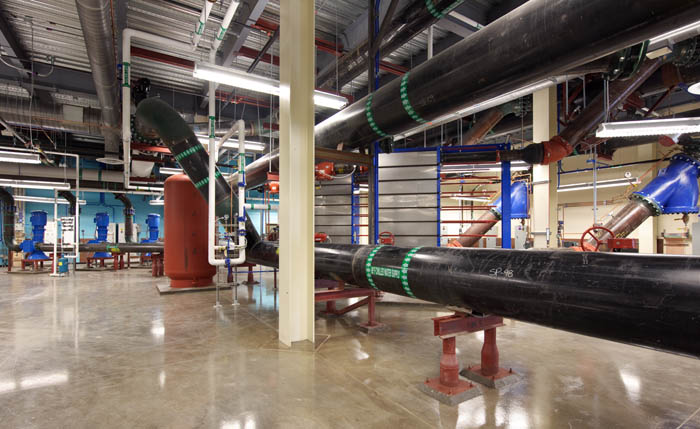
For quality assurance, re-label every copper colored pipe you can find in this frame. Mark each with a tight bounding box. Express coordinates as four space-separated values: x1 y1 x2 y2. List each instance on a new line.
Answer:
584 199 654 249
462 108 506 146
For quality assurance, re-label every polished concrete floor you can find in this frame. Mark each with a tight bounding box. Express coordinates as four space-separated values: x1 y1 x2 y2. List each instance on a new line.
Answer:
0 268 699 428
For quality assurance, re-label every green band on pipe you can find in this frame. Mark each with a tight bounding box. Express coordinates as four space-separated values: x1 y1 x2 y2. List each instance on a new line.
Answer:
364 245 384 290
364 94 388 138
174 145 204 161
399 247 422 298
425 0 465 19
122 62 130 88
209 116 215 138
399 72 427 124
195 171 222 189
195 21 205 35
216 25 227 41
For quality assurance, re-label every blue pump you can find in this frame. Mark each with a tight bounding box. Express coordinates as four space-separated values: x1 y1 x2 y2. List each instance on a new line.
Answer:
491 181 529 220
142 213 160 257
19 210 49 260
88 212 111 258
632 153 700 215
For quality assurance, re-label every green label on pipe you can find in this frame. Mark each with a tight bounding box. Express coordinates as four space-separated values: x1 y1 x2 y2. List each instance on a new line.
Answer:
400 72 426 124
426 0 465 19
194 171 222 189
209 115 215 138
174 145 204 161
399 247 422 298
195 20 205 35
216 25 227 41
364 245 384 290
364 94 388 138
122 62 130 88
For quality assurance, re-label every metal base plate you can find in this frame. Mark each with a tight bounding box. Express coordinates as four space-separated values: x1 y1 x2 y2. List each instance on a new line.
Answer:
358 322 388 333
156 283 232 295
7 270 51 275
418 378 482 406
460 365 520 389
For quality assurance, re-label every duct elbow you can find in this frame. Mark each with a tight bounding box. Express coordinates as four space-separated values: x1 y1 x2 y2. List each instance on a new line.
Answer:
540 136 574 164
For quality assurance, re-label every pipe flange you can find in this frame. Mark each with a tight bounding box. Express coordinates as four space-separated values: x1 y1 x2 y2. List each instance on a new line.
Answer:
489 208 502 220
630 193 662 216
671 153 700 171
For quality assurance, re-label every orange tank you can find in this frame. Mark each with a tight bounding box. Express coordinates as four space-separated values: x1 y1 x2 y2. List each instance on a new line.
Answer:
164 174 216 288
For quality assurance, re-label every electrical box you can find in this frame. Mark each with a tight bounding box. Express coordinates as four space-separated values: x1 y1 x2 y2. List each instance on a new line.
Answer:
44 221 57 244
107 224 116 243
116 223 140 243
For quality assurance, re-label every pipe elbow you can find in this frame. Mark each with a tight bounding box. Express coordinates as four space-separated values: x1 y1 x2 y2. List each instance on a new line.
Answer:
540 136 574 164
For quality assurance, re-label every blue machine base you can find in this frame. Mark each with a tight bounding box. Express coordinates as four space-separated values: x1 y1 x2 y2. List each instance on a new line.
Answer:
27 250 49 260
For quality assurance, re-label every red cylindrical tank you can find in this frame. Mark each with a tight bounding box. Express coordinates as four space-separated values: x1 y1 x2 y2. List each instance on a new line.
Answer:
164 174 215 288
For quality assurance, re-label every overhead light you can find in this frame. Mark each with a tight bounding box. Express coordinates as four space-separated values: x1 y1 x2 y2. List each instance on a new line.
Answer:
14 195 86 205
159 167 184 175
193 62 349 110
688 82 700 95
596 118 700 138
149 198 164 206
196 136 266 152
557 177 640 193
96 155 124 165
442 161 530 174
649 20 700 45
451 196 490 202
0 151 40 164
0 179 70 190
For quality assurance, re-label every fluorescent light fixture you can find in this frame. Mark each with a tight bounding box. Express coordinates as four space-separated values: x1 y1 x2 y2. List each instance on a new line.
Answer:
451 196 490 202
442 161 530 174
0 179 70 190
159 167 184 175
596 117 700 138
193 62 348 110
688 82 700 95
14 195 86 205
149 198 164 206
196 136 266 152
0 151 40 164
649 19 700 45
557 177 640 193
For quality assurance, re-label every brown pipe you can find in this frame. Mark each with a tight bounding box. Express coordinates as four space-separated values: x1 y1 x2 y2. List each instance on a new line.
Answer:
583 199 654 250
462 108 506 146
449 210 500 248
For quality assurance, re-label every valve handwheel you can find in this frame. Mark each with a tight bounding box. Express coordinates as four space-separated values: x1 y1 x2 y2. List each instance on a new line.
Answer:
378 231 395 245
580 226 615 251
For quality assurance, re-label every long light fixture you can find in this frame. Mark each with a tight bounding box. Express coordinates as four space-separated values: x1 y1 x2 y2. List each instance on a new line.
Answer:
442 161 530 174
688 82 700 95
596 117 700 138
451 196 490 202
14 196 87 205
149 198 164 206
0 151 41 164
196 136 266 152
557 177 640 193
193 62 349 110
0 179 70 190
159 167 184 175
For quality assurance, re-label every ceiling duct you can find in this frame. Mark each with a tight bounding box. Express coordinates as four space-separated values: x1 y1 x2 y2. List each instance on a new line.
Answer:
75 0 122 165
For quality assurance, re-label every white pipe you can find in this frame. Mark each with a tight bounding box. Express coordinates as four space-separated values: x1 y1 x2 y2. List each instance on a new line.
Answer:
206 1 240 104
192 0 216 48
122 29 195 192
244 203 277 210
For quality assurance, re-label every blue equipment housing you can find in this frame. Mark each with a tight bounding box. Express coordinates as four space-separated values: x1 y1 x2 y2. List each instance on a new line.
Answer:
142 213 160 257
632 153 700 215
491 181 529 220
19 210 50 260
89 212 111 258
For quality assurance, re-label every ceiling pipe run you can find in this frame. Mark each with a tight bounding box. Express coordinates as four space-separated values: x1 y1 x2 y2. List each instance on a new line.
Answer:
75 0 122 162
113 193 134 243
314 0 700 151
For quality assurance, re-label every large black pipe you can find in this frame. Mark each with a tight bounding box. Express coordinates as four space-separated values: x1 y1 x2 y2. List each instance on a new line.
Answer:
113 193 134 243
247 241 700 358
36 242 163 253
58 191 77 215
0 188 18 251
135 98 261 246
314 0 700 151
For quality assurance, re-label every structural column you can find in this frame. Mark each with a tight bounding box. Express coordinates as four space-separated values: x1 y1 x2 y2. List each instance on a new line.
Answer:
278 0 315 346
636 142 658 253
531 87 559 248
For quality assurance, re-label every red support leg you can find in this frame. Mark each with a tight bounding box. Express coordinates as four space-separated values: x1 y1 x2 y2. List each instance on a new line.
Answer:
419 336 479 405
481 328 499 376
245 265 259 285
461 324 519 389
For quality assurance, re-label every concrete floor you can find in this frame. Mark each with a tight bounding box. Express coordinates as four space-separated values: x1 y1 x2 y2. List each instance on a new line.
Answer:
0 269 699 429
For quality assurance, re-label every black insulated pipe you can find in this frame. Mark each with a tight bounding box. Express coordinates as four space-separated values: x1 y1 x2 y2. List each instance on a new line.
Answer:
247 241 700 358
58 191 77 216
135 98 261 247
314 0 700 151
0 188 18 251
113 193 134 243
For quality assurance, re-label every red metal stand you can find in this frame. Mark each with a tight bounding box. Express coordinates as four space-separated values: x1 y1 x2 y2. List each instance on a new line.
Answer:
242 263 258 285
314 286 385 331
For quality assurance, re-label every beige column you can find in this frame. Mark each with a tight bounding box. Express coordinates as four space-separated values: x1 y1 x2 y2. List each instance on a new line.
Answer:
531 87 559 248
278 0 315 346
636 143 658 253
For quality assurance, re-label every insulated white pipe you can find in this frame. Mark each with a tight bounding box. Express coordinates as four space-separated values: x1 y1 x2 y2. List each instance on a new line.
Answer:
192 0 216 48
207 1 240 103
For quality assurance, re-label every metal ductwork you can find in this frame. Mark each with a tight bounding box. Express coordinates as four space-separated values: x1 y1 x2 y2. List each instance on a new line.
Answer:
0 96 103 136
113 194 134 243
75 0 122 163
314 0 700 151
0 188 19 251
0 164 123 183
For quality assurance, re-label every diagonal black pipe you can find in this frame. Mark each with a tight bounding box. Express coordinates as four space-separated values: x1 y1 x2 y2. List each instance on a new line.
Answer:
113 193 134 243
315 0 700 151
58 190 77 216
